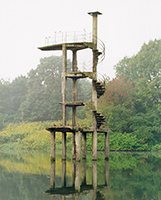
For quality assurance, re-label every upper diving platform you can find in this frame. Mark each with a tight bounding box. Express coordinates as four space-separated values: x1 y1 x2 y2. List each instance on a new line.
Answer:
38 30 105 64
38 42 93 51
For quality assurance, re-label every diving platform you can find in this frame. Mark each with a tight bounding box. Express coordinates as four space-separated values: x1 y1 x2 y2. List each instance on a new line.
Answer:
38 11 110 162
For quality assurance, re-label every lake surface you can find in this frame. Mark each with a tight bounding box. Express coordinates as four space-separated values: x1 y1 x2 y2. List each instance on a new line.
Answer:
0 150 161 200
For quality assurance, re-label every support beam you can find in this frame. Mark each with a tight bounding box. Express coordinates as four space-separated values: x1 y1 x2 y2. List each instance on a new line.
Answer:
72 50 77 127
92 161 97 190
72 132 76 160
62 44 67 126
50 132 55 161
72 160 76 187
105 132 110 160
92 130 97 160
75 131 81 161
75 161 81 192
50 161 55 189
82 159 86 185
62 160 66 187
62 132 66 160
82 132 86 159
105 160 110 186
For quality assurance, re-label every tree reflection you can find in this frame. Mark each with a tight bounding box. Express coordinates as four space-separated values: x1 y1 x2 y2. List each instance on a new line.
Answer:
45 159 110 199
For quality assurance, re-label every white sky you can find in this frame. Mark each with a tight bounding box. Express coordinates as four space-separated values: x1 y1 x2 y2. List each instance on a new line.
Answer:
0 0 161 81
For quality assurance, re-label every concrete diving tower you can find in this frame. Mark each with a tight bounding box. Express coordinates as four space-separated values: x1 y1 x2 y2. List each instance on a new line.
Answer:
38 11 110 162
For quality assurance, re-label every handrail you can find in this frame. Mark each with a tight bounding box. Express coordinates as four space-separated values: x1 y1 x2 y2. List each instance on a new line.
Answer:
43 30 105 69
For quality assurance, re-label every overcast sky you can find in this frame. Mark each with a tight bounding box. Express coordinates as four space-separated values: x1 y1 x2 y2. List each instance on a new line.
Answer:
0 0 161 81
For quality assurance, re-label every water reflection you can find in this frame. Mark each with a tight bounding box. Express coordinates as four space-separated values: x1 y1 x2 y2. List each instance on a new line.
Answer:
46 159 109 199
1 151 161 199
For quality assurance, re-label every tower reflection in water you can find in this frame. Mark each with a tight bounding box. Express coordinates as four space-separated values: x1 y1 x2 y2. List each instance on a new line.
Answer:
45 160 109 199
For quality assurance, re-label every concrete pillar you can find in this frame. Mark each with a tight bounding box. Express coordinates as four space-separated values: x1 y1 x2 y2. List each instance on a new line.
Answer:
82 159 86 185
72 132 76 160
105 160 110 186
92 130 97 160
50 132 55 161
82 132 86 159
72 160 76 187
92 161 97 190
72 50 77 127
72 50 77 72
62 44 67 126
105 132 110 160
62 160 66 187
50 161 55 189
62 132 66 160
88 11 102 49
75 161 81 192
75 131 81 162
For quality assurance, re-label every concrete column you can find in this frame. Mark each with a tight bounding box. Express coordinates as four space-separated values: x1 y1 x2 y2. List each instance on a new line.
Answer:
92 161 97 190
62 160 66 187
75 161 81 192
105 132 110 160
82 132 86 159
72 132 76 160
75 131 81 162
72 160 76 187
50 161 55 189
92 130 97 160
62 132 66 160
72 106 77 126
50 132 55 161
72 50 77 72
105 160 110 186
62 44 67 126
82 159 86 185
88 11 102 49
72 50 77 127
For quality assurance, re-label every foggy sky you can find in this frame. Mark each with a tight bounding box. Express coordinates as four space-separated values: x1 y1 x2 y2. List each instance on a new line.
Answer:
0 0 161 81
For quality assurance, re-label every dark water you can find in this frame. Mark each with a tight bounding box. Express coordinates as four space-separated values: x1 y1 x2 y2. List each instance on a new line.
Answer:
0 150 161 200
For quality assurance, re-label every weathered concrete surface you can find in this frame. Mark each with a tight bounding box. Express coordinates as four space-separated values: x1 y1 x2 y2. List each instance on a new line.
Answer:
50 132 55 161
75 131 81 161
82 132 86 159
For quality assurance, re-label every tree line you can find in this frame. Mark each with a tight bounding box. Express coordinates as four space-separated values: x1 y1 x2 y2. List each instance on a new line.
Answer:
1 38 161 149
0 55 91 127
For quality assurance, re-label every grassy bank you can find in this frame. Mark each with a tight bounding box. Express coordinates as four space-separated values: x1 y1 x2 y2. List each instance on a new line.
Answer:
0 121 159 151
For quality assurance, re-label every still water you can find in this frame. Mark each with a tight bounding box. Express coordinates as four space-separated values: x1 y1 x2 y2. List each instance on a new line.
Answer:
0 150 161 200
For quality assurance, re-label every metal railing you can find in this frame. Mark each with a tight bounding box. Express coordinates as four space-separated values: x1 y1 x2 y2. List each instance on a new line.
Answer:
44 30 105 69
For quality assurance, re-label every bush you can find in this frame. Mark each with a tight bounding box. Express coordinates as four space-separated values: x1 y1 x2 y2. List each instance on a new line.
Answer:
152 144 161 151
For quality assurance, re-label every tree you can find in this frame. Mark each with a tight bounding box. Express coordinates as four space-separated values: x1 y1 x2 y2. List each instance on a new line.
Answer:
19 56 71 122
0 77 27 123
98 76 134 133
114 39 161 144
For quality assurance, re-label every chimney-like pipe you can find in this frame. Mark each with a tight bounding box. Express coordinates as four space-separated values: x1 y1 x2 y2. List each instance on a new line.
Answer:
88 11 102 49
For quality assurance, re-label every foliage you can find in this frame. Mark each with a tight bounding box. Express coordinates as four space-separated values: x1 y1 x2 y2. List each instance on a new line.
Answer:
18 56 71 122
152 144 161 151
0 76 27 123
0 119 155 151
99 39 161 147
98 76 134 133
0 56 91 123
110 132 150 150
